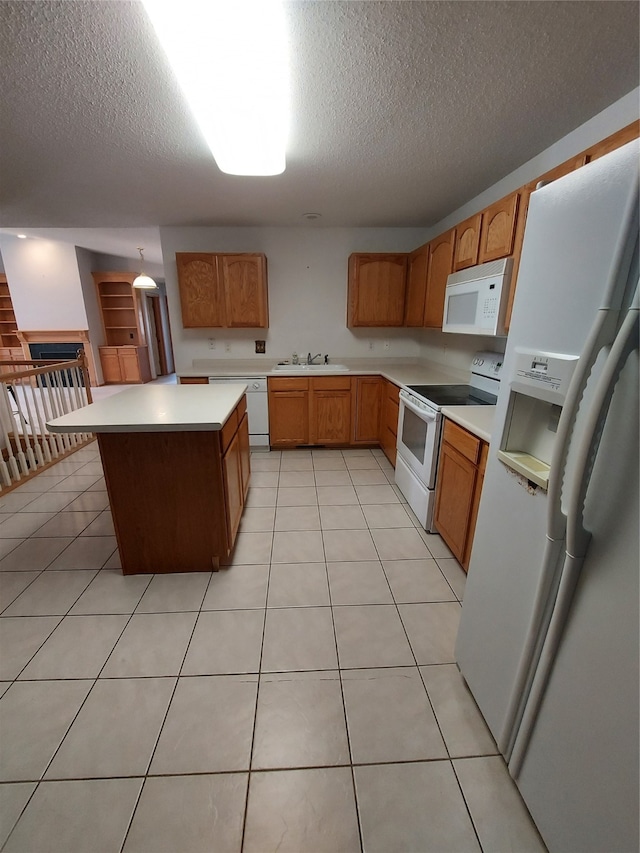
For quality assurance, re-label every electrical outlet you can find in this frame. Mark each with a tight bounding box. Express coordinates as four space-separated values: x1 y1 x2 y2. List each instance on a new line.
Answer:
383 340 390 350
225 342 231 352
368 340 374 350
255 340 266 354
208 338 216 350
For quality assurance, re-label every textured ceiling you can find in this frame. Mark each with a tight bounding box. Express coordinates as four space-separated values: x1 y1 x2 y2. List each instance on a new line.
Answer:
0 0 638 263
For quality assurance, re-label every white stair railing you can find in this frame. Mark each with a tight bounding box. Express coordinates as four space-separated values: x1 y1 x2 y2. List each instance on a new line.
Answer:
0 352 93 492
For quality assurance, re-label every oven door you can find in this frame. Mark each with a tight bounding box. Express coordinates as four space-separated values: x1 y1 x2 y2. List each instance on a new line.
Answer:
396 393 441 488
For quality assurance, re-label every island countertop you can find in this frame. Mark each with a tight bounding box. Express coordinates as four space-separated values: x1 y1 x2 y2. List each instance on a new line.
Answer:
46 384 248 433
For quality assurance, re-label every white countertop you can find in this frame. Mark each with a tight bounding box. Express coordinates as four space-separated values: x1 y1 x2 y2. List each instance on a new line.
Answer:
441 405 496 443
182 358 468 389
47 384 248 433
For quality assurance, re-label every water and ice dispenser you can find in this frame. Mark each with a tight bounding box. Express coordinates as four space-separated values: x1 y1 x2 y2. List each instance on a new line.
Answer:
497 349 578 490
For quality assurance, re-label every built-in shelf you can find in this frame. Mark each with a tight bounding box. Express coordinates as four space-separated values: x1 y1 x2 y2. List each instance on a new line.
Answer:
0 276 20 348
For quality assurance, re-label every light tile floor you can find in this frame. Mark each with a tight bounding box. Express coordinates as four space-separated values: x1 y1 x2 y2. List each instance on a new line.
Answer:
0 442 547 852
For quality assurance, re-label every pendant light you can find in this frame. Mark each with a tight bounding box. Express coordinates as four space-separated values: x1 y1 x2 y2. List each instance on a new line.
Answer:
133 248 157 289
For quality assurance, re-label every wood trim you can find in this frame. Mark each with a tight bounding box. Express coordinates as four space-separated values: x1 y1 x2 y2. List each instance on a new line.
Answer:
16 329 98 387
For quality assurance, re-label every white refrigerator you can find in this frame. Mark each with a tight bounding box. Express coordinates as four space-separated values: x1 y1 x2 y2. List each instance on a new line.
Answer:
455 139 639 852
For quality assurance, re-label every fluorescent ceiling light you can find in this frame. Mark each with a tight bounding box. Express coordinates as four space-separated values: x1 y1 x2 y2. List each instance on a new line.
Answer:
142 0 289 176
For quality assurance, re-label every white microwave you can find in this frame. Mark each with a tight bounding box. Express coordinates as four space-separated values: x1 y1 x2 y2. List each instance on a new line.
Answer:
442 257 512 336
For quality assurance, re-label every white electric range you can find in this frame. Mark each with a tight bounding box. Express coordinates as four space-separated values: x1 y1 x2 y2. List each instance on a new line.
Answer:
394 351 503 531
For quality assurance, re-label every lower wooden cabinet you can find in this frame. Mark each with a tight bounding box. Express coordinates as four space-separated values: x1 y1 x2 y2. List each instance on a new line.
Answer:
309 377 352 445
268 377 310 446
352 376 383 443
380 379 400 465
268 376 353 447
434 419 488 572
99 346 151 384
97 394 250 574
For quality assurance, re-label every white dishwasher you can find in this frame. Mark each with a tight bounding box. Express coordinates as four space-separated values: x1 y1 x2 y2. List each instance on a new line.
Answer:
208 377 269 449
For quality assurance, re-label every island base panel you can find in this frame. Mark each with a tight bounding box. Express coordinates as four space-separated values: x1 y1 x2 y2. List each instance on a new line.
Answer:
98 431 228 574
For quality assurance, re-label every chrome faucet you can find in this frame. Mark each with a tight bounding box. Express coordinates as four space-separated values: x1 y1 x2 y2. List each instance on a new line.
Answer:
307 352 322 365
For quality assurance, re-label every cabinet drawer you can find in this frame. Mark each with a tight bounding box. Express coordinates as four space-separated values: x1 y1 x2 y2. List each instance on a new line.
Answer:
443 419 480 464
310 376 351 391
180 377 208 385
268 377 309 391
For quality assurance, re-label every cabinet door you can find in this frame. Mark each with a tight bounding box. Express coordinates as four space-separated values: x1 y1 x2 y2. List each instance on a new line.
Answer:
238 411 251 498
176 253 225 328
478 192 520 264
434 440 477 564
118 349 141 383
453 214 482 271
219 254 268 328
268 391 309 446
347 254 407 327
99 348 122 383
222 430 243 548
353 377 383 443
380 381 400 466
464 442 488 571
310 390 351 445
404 244 429 327
424 228 456 328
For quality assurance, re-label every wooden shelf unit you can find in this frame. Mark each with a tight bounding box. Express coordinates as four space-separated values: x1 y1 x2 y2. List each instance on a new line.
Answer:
93 273 145 347
0 275 20 348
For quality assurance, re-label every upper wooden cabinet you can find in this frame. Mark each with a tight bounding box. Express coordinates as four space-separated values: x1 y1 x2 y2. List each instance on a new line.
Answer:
478 192 520 264
404 229 456 329
424 228 456 328
176 252 268 329
585 120 639 163
347 253 407 327
404 243 430 327
453 214 482 272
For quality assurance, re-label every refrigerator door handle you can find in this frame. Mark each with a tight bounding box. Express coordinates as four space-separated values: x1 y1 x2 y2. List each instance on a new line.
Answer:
545 181 638 542
508 290 639 778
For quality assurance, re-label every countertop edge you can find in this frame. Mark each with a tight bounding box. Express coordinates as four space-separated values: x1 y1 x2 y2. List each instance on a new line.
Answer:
47 384 248 434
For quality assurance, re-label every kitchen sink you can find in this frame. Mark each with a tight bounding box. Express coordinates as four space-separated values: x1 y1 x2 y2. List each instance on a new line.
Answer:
273 363 349 372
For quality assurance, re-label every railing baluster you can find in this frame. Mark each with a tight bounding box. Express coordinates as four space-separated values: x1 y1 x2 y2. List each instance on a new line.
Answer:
0 356 94 492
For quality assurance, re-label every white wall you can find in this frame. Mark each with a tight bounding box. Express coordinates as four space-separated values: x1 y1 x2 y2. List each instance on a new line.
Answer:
159 226 426 371
75 247 106 384
0 235 88 329
418 87 639 369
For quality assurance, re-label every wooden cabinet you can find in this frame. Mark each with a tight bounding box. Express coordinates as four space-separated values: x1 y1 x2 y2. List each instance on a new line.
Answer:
347 253 407 327
0 275 20 349
268 376 352 447
585 120 639 163
268 377 309 446
309 376 352 445
221 396 250 554
352 376 383 443
453 214 482 272
434 419 488 572
478 192 520 264
379 379 400 466
176 252 268 329
424 228 456 328
176 254 225 327
404 243 430 327
98 346 151 384
404 230 456 329
179 376 209 385
97 394 250 574
93 272 151 384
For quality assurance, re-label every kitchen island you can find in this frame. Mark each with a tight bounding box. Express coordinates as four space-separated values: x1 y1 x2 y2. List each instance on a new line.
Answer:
47 384 250 574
